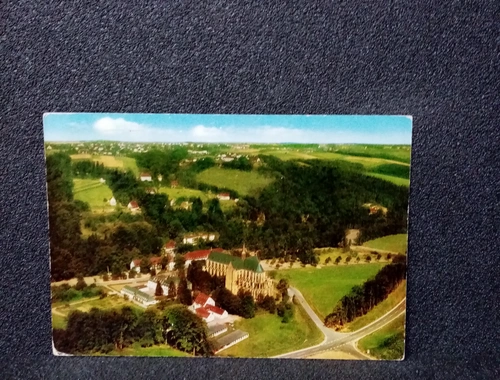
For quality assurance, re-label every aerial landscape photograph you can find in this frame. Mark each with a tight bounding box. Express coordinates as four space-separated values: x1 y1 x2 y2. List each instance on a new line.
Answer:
45 113 410 360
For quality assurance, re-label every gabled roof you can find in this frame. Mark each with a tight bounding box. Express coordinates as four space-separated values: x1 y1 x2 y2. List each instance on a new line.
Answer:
205 304 226 315
184 248 224 261
195 307 210 319
164 240 176 249
194 292 210 306
218 192 230 197
149 256 162 265
132 259 141 266
128 201 139 208
140 172 151 177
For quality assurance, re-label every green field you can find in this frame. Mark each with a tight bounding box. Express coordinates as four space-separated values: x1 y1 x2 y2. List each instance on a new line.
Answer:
278 264 385 320
119 156 139 175
358 313 406 360
105 342 190 357
218 303 323 357
345 281 406 331
364 172 409 187
51 313 68 329
70 155 139 175
159 186 211 203
363 234 408 253
73 179 115 212
53 295 142 318
196 167 273 197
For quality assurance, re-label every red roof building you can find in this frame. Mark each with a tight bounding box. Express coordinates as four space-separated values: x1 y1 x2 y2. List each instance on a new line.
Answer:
150 256 162 265
128 201 139 209
195 307 211 319
164 240 176 249
205 304 226 316
184 248 224 262
194 293 210 307
132 259 141 267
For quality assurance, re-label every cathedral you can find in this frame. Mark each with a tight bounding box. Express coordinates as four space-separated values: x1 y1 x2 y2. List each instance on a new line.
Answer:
206 250 275 299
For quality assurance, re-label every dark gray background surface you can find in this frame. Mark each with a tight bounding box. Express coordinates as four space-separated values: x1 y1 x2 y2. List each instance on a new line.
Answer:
2 1 499 379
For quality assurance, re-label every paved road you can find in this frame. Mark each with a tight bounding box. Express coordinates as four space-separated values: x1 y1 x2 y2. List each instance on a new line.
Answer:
273 288 406 359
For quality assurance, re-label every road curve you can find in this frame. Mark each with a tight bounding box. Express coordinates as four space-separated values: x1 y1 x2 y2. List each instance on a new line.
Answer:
273 289 406 359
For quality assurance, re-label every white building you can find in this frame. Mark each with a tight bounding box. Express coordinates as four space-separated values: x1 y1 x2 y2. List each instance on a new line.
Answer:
130 259 141 273
127 201 140 212
120 286 158 306
140 173 152 181
182 233 216 245
109 197 117 206
217 193 230 201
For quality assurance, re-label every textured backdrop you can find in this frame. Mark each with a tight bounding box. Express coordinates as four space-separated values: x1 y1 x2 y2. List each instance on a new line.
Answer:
2 1 499 379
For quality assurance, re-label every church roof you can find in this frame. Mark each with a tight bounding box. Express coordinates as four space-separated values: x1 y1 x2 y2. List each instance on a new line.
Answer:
208 252 264 273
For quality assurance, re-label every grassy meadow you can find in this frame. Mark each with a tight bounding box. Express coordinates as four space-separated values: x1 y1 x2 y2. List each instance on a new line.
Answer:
344 280 406 331
278 264 385 320
70 154 139 175
73 179 115 212
218 303 323 358
104 343 191 357
362 234 408 253
53 295 142 318
196 167 273 196
358 313 406 360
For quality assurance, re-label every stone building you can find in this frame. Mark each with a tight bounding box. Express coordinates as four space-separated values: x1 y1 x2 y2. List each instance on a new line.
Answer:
206 251 275 299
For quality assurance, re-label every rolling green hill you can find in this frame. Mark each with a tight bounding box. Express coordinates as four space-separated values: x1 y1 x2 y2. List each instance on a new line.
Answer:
196 167 273 196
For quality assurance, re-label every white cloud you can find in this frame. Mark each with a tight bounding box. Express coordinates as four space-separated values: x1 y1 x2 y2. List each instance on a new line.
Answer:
94 117 146 135
191 125 225 137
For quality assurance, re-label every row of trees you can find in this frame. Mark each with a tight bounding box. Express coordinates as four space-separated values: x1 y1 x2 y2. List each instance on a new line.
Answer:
53 304 213 356
324 255 407 329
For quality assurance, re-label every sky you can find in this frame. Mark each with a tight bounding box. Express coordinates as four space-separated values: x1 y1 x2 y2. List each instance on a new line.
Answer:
43 113 412 144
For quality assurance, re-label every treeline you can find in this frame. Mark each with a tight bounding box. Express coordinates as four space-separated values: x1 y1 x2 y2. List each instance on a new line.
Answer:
73 160 107 178
51 279 104 303
53 304 213 356
370 163 410 179
324 256 407 329
221 156 252 171
133 148 188 178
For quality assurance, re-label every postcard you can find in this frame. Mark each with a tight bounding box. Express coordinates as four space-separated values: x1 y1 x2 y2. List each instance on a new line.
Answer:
45 113 410 359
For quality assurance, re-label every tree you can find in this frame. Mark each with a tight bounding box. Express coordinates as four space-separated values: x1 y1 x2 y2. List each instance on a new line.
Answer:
277 279 289 300
345 256 352 264
155 281 163 297
335 256 342 265
238 290 256 319
258 295 276 314
174 254 186 273
75 275 87 291
168 281 177 299
365 255 372 263
177 277 192 305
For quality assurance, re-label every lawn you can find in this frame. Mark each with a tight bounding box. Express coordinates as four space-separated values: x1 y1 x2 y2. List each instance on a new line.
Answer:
54 295 141 317
159 186 211 203
105 342 190 357
278 264 386 320
363 234 408 253
118 156 139 175
357 312 406 360
73 179 115 212
218 303 323 358
196 167 273 197
344 280 406 332
364 172 410 187
70 154 139 175
52 313 67 329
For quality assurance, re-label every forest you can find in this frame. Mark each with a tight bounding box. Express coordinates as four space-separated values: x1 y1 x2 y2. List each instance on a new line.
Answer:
324 255 407 329
47 150 408 281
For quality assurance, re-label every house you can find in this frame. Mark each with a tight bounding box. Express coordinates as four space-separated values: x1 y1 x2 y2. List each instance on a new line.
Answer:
140 172 152 181
120 286 158 306
130 259 141 273
146 188 156 194
157 174 163 182
170 180 179 188
182 233 217 245
149 256 163 273
221 157 234 162
163 240 176 255
99 178 106 183
127 201 140 212
205 304 228 319
195 307 214 323
217 193 230 201
184 248 225 268
109 197 117 206
192 292 216 309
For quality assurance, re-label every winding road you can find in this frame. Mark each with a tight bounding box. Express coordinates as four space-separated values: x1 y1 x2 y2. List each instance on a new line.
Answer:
273 287 406 359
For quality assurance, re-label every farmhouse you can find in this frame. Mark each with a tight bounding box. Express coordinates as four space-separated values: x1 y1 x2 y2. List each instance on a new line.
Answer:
140 173 152 181
184 248 224 268
206 251 275 299
170 180 179 188
189 293 228 322
149 257 163 273
217 193 231 201
109 197 117 206
120 286 158 306
182 232 217 245
127 201 140 212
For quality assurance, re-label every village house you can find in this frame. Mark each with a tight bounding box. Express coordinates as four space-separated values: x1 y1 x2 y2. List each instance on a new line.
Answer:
109 197 117 206
189 293 228 323
140 172 152 181
149 256 163 273
120 285 158 306
206 251 275 299
157 174 163 182
170 180 179 188
146 188 156 194
163 240 176 255
99 178 106 183
217 193 231 201
127 201 140 213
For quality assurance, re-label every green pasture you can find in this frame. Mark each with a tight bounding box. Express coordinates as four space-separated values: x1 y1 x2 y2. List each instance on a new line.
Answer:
73 179 115 212
218 303 323 358
357 312 406 360
54 295 141 317
364 172 409 187
362 234 408 253
196 167 273 196
278 264 385 320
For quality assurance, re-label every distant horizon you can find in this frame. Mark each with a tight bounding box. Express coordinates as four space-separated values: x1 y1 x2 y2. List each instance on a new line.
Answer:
43 113 413 144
